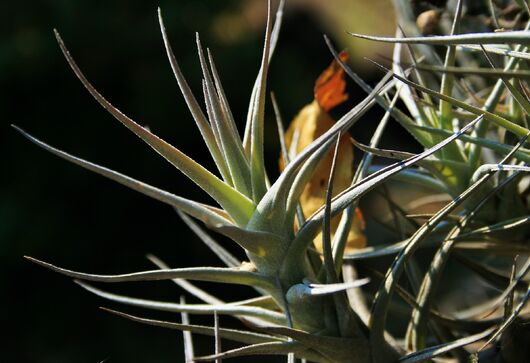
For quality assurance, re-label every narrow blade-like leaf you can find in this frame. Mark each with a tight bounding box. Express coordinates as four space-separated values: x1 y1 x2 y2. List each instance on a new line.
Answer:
102 307 281 345
77 281 286 324
157 8 232 185
13 125 231 227
349 30 530 45
25 256 275 290
54 30 255 226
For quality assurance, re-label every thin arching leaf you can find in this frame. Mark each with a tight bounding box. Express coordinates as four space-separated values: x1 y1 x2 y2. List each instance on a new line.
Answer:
147 254 224 305
54 30 255 226
392 32 432 132
247 0 273 202
193 341 325 362
407 134 529 350
196 34 251 196
472 164 530 180
398 328 495 363
25 256 275 290
407 123 530 163
463 215 530 238
321 134 341 284
76 281 286 324
146 255 280 327
333 88 400 273
286 115 482 276
324 35 433 148
102 307 281 345
467 21 530 168
459 44 530 61
13 126 231 227
243 0 285 154
350 137 469 184
271 92 306 227
206 48 243 150
157 8 232 185
348 30 530 45
214 311 221 363
369 60 530 138
479 45 530 117
368 161 498 362
252 72 394 235
479 286 530 350
414 63 530 80
454 254 528 293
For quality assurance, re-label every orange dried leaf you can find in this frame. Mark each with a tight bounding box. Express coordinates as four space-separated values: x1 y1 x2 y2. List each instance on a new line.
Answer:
280 52 366 254
315 51 349 113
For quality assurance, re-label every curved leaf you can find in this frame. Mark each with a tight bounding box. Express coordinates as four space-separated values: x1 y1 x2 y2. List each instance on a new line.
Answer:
54 30 255 226
102 307 281 345
13 126 231 227
77 281 286 324
25 256 275 290
349 30 530 45
157 8 232 185
287 116 482 276
399 328 495 363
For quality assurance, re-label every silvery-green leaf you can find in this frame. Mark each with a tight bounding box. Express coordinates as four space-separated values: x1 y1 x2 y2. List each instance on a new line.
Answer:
252 326 371 363
247 0 274 202
458 44 530 61
436 0 466 163
479 45 530 117
398 328 495 363
13 126 231 227
349 30 530 45
243 0 285 155
407 124 530 163
367 147 496 362
157 8 232 185
370 60 530 138
406 148 519 348
251 72 394 236
414 63 530 80
286 116 482 278
25 256 275 290
196 34 251 196
76 280 286 324
326 35 436 149
54 30 255 226
193 341 325 362
351 137 469 193
102 307 281 345
147 254 224 305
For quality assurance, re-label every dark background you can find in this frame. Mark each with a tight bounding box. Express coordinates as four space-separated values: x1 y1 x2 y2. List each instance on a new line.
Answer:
2 1 406 361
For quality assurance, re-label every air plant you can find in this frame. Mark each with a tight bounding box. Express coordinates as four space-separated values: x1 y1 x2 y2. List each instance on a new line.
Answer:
15 0 530 362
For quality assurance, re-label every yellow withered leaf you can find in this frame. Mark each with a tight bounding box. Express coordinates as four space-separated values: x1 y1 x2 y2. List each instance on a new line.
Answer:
280 52 366 254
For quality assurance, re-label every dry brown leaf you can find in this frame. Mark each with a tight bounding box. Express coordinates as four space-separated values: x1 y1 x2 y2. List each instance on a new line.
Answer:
280 52 366 254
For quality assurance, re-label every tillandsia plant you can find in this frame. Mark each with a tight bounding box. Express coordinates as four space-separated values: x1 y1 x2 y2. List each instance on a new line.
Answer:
14 0 530 362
